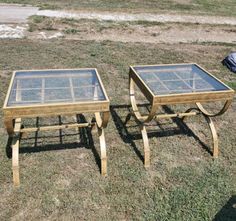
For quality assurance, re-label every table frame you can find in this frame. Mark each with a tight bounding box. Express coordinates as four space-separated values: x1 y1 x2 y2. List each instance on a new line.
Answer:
3 68 110 186
127 63 235 168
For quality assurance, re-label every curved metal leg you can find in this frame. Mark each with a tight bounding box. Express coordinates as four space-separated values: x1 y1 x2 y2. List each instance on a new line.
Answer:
196 100 232 117
183 108 219 157
95 112 109 176
129 77 158 167
140 124 150 168
10 118 22 187
12 135 20 186
98 127 107 176
95 111 109 128
4 117 14 136
195 101 231 157
204 115 219 158
130 77 158 124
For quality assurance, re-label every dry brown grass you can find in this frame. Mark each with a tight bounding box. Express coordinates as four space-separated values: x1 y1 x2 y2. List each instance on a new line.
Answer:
0 39 235 220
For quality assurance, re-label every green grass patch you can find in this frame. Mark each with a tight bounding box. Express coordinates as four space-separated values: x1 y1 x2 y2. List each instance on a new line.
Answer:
63 28 80 34
225 81 236 90
28 16 57 32
0 39 235 220
31 15 46 24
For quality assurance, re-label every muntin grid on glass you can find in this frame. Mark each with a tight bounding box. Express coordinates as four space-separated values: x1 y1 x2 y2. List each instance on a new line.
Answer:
5 68 108 107
129 63 234 105
3 68 110 186
128 63 235 168
3 68 110 120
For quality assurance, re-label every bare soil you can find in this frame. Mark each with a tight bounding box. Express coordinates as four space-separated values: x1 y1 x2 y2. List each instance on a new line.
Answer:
0 4 236 44
27 19 236 44
61 24 236 44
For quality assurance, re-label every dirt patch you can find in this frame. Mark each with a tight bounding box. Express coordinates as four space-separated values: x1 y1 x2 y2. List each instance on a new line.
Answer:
1 4 236 41
27 18 236 44
65 24 236 44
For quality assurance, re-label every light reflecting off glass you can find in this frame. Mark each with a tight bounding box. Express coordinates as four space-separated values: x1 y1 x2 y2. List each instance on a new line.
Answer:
134 64 229 95
7 69 106 107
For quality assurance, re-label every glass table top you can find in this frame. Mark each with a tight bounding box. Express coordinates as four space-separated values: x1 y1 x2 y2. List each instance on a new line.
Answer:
7 69 106 107
133 64 230 96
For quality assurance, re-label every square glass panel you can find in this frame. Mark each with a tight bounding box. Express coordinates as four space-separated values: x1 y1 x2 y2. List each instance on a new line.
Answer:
144 81 169 95
7 69 106 107
163 80 192 92
74 86 105 101
45 78 70 88
134 64 230 95
44 88 72 102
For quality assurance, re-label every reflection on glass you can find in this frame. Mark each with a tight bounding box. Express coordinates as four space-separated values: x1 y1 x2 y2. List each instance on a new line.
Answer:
7 69 106 107
134 64 229 95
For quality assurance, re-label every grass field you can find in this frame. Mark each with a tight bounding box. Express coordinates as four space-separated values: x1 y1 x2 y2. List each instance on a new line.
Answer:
1 0 236 16
0 39 236 220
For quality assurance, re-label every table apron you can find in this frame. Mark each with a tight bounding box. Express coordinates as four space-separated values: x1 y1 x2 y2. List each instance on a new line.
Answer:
154 93 234 105
3 103 110 119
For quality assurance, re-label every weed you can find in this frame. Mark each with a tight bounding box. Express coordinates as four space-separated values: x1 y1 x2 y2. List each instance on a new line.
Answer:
63 28 80 34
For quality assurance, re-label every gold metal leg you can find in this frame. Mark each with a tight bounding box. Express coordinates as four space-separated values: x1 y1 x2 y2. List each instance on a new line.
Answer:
95 111 110 128
98 127 107 176
204 115 219 158
183 108 219 157
130 77 158 124
11 118 21 187
95 112 109 176
140 124 150 168
128 76 158 167
4 117 14 136
196 100 232 117
195 101 232 157
12 135 20 186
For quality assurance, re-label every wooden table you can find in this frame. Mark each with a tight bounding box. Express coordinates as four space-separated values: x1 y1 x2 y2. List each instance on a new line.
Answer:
3 68 110 186
127 63 235 168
